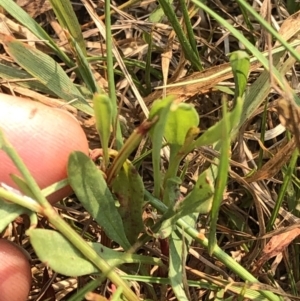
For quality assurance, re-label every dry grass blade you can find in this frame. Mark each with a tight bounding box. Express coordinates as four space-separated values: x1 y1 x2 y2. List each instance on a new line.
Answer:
246 76 300 183
245 138 297 183
144 60 262 106
274 10 300 47
254 227 300 273
15 0 52 17
277 97 300 150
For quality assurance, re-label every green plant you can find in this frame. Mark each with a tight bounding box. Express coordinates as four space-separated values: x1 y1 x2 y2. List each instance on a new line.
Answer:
0 0 300 300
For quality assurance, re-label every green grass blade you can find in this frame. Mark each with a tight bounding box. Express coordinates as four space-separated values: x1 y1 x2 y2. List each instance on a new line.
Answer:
0 63 55 95
156 0 202 70
178 0 200 63
236 0 300 63
190 0 286 88
148 0 173 22
67 32 99 94
0 0 74 67
267 148 299 231
3 37 93 115
229 51 250 101
49 0 86 56
239 5 255 44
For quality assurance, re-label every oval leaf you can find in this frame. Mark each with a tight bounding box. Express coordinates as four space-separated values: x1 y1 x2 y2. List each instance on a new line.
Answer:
68 151 130 249
27 229 163 276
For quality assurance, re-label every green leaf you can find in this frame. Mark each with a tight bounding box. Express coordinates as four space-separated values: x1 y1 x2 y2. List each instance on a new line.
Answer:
162 104 199 185
163 127 200 186
41 179 69 198
163 177 182 207
169 229 189 301
156 170 214 238
10 174 36 199
155 0 202 70
149 96 174 120
208 102 231 255
10 172 64 205
68 151 131 250
0 0 74 66
2 37 93 115
173 168 214 213
93 93 113 168
165 103 199 146
67 33 98 93
0 198 28 232
148 0 173 22
149 96 174 197
49 0 86 56
194 96 243 147
112 162 144 245
178 0 200 61
230 51 250 100
0 63 55 95
27 229 164 276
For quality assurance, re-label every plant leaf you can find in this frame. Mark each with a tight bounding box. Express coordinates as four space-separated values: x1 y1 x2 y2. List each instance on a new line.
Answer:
93 93 113 168
156 0 202 70
194 96 243 147
49 0 86 56
0 198 28 232
1 35 93 115
68 151 131 249
169 229 189 301
67 32 98 93
149 96 174 197
165 103 199 146
208 102 231 255
156 170 214 238
27 229 164 276
0 0 74 66
112 162 144 245
230 50 250 100
0 63 55 95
